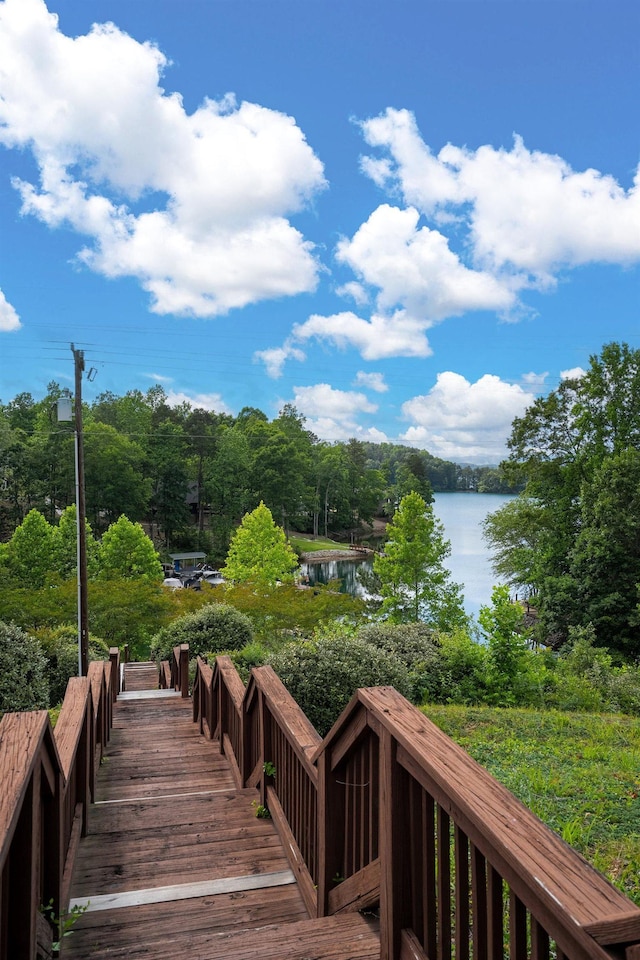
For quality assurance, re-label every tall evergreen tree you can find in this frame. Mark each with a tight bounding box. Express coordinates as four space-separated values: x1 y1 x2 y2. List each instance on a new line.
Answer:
374 491 466 628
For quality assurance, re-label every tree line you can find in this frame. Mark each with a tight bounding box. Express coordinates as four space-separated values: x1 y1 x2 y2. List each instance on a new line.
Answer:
0 385 516 559
485 342 640 657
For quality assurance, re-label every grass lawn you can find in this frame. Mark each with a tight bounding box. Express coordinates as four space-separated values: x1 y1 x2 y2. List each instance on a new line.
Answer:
289 534 346 553
423 705 640 906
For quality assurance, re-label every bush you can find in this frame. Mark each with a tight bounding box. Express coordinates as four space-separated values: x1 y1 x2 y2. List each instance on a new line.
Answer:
430 629 491 705
211 641 270 683
37 626 109 706
356 622 444 703
546 625 640 715
267 635 412 736
149 602 253 662
0 621 49 713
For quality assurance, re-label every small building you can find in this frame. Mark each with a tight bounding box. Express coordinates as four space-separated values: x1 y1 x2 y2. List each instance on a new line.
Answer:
168 551 207 573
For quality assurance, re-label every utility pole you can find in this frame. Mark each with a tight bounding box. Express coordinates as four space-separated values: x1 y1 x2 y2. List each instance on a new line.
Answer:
72 344 89 676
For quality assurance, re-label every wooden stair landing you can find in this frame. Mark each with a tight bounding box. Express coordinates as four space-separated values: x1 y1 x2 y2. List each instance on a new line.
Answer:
61 688 380 959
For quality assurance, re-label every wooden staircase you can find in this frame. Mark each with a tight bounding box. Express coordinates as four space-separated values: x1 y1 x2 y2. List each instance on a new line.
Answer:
60 671 379 959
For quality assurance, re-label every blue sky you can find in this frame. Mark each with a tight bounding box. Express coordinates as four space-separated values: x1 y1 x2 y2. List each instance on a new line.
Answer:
1 0 638 463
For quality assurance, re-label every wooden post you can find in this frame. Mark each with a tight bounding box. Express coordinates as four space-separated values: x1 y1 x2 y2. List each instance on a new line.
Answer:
317 745 346 917
109 648 120 701
179 644 189 698
379 726 412 960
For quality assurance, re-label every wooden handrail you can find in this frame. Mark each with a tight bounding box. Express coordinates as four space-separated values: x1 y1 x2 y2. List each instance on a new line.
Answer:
194 654 640 960
0 659 117 960
170 643 189 697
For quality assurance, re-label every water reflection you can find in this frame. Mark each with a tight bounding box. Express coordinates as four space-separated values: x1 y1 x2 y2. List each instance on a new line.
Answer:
299 493 515 619
299 558 372 597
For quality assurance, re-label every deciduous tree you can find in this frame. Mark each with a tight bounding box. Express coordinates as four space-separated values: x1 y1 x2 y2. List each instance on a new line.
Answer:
98 515 163 581
374 491 466 628
221 502 299 586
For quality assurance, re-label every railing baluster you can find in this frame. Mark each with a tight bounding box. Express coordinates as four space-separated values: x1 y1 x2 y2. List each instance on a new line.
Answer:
455 826 471 960
424 790 437 960
471 843 488 960
487 864 504 960
438 806 452 960
509 891 528 960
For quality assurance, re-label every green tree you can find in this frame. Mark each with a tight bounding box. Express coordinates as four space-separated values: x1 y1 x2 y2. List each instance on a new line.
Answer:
483 496 546 595
374 492 466 628
53 505 100 580
492 342 640 652
148 419 190 548
98 515 163 581
478 585 534 705
7 509 56 586
83 422 150 531
221 502 299 586
566 448 640 653
207 426 252 557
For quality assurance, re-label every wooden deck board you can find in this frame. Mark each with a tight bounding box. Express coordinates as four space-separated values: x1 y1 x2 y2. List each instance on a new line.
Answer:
63 910 380 959
62 689 379 959
122 662 159 691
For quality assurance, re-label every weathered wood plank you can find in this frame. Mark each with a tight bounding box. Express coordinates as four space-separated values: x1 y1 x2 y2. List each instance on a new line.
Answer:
62 911 380 960
61 686 346 960
69 868 295 912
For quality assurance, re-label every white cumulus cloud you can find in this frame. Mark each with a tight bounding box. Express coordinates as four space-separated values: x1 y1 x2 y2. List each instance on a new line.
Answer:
0 0 326 317
353 371 388 393
165 389 232 414
400 371 535 463
253 343 306 379
0 288 21 331
360 108 640 285
292 310 432 360
560 366 587 380
336 204 515 320
290 383 385 442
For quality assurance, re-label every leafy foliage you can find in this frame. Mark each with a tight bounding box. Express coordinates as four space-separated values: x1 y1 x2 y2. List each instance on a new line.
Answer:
0 620 49 712
268 635 412 736
425 704 640 906
150 602 253 662
488 342 640 654
5 509 56 586
37 625 109 706
53 505 100 580
221 502 299 586
356 621 444 702
98 516 163 581
478 585 535 706
374 491 466 628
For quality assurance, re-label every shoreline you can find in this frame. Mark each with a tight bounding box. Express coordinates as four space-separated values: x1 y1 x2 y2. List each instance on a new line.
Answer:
299 548 373 564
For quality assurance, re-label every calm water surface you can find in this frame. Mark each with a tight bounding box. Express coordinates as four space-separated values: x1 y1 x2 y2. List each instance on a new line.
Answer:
301 492 515 621
432 492 515 619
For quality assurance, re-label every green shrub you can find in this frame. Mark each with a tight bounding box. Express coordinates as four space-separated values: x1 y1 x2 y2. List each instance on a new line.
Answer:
150 602 253 662
430 628 490 705
0 621 49 712
547 625 640 715
37 626 109 706
225 641 270 682
267 635 412 736
356 622 444 703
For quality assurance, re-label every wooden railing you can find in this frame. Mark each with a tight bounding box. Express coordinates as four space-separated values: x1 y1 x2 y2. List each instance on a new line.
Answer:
0 648 119 960
193 655 640 960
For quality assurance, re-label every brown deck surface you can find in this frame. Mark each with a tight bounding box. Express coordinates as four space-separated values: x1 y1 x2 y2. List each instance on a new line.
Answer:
121 661 160 691
62 684 380 959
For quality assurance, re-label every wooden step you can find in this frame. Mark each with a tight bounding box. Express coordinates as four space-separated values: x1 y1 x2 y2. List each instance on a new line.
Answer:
61 911 380 959
122 661 160 692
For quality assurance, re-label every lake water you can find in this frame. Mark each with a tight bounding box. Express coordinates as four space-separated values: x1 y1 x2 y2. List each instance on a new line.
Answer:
301 493 515 621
